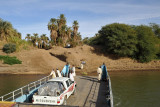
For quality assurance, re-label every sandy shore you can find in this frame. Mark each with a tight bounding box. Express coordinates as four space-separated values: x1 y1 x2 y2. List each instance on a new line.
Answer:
0 45 160 75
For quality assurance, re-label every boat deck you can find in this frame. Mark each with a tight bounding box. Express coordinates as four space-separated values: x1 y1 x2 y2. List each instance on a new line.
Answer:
13 76 110 107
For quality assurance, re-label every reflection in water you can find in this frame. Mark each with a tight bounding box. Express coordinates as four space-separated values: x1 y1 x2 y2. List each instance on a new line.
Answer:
110 71 160 107
0 74 46 96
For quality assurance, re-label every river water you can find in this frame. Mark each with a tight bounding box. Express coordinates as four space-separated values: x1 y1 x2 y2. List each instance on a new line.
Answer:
0 71 160 107
110 71 160 107
0 74 46 96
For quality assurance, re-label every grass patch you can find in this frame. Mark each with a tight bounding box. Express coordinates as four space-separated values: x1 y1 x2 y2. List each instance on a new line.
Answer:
81 71 88 76
8 36 32 51
0 55 22 65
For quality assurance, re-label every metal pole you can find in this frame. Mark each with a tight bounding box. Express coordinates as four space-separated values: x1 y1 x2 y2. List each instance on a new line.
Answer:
21 88 23 96
28 85 30 92
13 92 15 101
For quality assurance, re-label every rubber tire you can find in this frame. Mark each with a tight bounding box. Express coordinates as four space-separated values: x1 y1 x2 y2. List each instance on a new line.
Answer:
63 97 67 105
72 88 76 95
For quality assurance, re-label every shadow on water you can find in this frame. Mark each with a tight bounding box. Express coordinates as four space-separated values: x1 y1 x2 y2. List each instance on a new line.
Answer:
80 76 110 107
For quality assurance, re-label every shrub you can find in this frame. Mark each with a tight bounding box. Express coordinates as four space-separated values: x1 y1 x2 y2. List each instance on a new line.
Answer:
81 71 88 76
8 36 31 51
134 25 157 63
98 23 137 57
3 43 16 54
0 55 22 65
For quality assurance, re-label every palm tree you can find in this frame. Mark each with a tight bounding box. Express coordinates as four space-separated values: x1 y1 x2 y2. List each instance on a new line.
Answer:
31 33 39 47
59 25 68 46
44 36 49 48
59 25 67 38
25 34 31 41
13 29 21 39
0 18 22 41
66 27 72 39
37 38 42 48
0 19 13 41
48 18 58 44
58 14 66 30
41 34 49 48
72 20 79 41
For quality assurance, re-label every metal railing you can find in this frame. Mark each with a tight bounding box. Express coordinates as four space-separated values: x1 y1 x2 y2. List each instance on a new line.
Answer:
0 75 52 102
108 74 113 107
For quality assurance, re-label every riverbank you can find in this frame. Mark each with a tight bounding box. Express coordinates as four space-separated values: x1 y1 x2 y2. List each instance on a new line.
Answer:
0 45 160 75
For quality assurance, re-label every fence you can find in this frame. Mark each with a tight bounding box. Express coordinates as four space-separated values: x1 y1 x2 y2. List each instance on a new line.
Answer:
0 75 52 102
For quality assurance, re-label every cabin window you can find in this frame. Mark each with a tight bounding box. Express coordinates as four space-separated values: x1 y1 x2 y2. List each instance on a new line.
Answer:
68 79 72 85
66 81 70 87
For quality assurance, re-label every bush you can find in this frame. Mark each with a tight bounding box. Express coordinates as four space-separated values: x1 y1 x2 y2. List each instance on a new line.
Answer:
98 23 137 57
134 25 157 63
0 55 22 65
8 36 31 51
3 43 16 54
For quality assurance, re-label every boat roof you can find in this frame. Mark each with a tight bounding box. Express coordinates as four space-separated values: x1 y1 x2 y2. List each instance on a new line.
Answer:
48 77 69 82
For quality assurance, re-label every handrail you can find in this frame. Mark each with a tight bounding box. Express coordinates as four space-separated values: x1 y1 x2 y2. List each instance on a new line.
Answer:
109 76 113 107
0 75 52 102
108 74 113 107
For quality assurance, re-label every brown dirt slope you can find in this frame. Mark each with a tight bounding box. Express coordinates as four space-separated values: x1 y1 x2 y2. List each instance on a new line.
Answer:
0 45 160 74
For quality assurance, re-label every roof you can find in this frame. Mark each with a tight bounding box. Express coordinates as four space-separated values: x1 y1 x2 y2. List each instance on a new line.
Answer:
48 77 69 82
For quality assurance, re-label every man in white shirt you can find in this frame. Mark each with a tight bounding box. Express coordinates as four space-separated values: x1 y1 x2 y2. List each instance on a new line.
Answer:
72 65 76 76
56 68 62 77
80 63 83 69
50 69 56 78
97 66 102 81
69 70 74 81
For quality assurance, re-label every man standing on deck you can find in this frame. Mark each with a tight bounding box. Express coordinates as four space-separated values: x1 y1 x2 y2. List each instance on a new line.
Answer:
97 66 102 81
72 65 76 76
56 68 62 77
101 62 108 81
50 69 56 78
61 62 70 77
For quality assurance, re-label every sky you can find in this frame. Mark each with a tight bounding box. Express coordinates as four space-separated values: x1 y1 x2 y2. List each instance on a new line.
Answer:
0 0 160 39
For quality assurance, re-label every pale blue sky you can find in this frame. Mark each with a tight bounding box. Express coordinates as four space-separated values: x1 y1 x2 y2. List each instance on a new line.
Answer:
0 0 160 39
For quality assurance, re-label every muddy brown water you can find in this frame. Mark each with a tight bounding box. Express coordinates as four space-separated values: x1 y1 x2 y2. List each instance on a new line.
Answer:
0 71 160 107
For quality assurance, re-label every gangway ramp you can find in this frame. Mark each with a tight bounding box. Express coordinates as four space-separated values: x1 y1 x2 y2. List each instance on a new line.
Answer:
66 76 110 107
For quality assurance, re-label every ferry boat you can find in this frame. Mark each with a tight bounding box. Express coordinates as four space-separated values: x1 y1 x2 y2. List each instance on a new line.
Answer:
0 65 113 107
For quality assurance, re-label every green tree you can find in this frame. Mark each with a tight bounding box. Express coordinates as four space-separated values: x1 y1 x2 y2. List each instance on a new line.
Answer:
66 27 72 39
98 23 137 57
40 34 49 48
0 18 21 41
25 34 31 41
0 19 12 41
149 23 160 38
58 14 66 31
135 25 157 62
48 18 58 44
30 33 39 46
48 14 80 47
72 20 79 41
